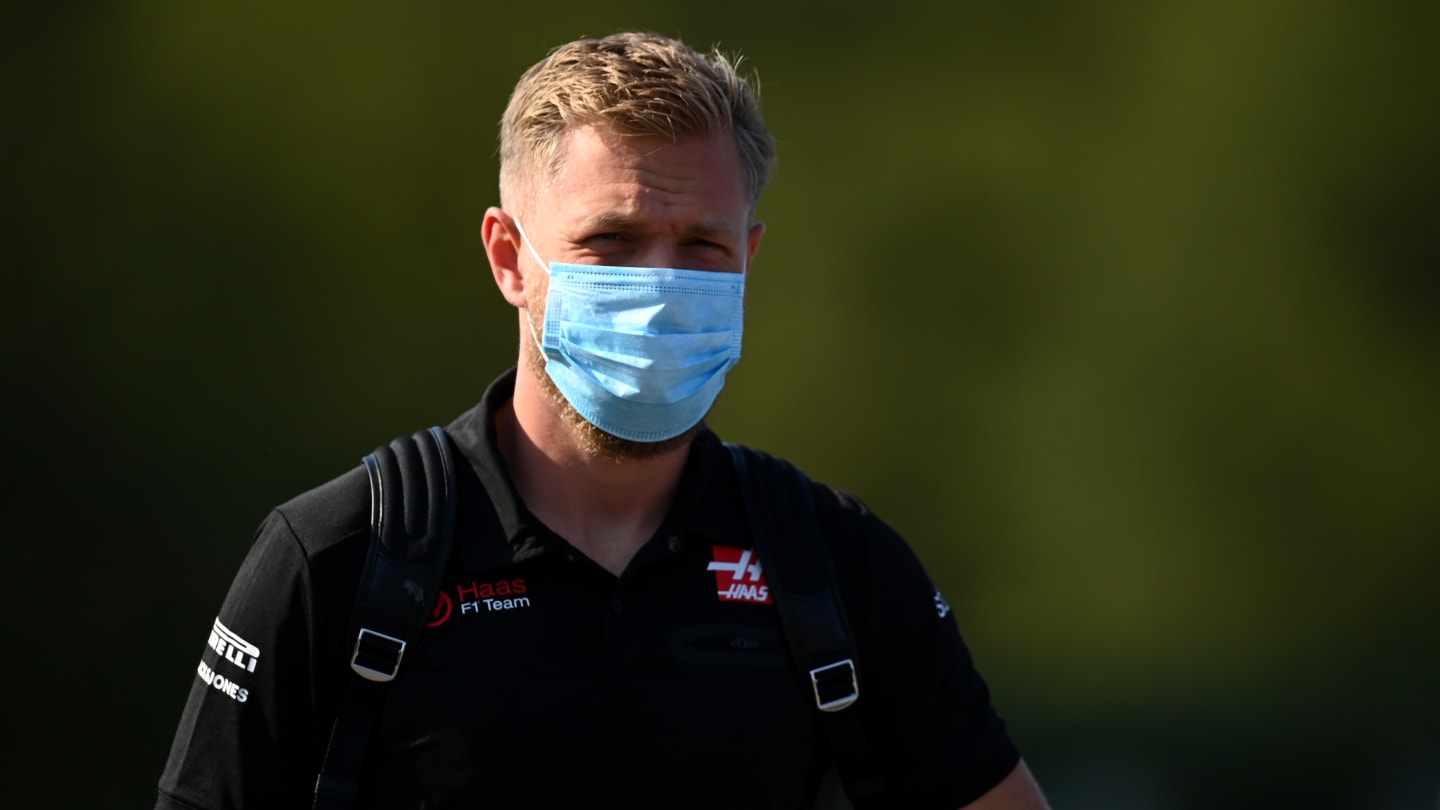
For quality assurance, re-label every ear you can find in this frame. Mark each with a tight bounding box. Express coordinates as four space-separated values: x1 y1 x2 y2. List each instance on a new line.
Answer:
482 206 529 309
744 221 766 271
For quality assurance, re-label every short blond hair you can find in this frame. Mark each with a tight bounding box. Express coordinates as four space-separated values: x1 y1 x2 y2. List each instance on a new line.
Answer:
499 31 776 215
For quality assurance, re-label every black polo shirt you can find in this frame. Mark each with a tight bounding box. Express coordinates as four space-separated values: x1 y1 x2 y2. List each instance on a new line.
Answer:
157 368 1020 810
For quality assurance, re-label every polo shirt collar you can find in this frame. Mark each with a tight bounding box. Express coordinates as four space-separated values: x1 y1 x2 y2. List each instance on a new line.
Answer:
445 367 752 574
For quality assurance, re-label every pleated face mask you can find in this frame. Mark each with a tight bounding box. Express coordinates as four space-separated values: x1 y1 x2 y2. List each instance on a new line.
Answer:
514 218 746 443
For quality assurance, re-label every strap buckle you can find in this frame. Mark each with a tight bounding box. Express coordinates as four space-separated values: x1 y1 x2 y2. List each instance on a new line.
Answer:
809 658 859 712
351 627 406 682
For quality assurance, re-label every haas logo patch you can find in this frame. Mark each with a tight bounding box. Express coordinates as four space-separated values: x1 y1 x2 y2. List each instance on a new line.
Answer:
707 546 773 604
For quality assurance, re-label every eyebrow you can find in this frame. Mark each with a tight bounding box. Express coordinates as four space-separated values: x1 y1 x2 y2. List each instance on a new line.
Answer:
574 213 737 242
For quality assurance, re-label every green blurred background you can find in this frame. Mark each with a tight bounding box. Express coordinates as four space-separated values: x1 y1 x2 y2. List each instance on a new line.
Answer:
7 1 1437 807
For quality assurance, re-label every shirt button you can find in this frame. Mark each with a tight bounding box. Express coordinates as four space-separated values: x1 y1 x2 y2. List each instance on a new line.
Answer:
611 598 623 615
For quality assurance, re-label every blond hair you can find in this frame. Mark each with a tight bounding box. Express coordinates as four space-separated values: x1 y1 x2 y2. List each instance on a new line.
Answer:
499 31 776 215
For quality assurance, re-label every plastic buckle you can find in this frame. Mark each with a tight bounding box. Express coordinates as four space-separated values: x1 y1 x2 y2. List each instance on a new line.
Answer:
351 627 406 682
809 658 859 712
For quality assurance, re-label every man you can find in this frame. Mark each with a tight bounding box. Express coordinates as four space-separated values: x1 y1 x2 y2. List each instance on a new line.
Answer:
156 31 1049 809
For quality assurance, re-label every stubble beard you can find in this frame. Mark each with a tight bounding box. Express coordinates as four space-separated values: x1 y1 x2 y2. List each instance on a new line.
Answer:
524 311 702 462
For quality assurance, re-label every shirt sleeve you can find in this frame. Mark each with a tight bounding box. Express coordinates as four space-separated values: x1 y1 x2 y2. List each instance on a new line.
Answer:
155 511 330 810
823 489 1022 809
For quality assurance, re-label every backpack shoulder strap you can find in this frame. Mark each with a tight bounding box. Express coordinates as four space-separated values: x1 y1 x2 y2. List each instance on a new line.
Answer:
314 426 457 810
724 443 892 810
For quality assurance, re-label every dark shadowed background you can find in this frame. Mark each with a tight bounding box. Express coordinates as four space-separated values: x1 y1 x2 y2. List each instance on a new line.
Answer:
6 2 1438 807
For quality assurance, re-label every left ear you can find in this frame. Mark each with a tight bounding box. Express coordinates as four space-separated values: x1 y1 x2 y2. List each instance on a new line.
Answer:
744 221 766 270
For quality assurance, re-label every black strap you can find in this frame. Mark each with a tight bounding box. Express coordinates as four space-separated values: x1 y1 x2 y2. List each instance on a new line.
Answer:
314 426 457 810
724 443 892 810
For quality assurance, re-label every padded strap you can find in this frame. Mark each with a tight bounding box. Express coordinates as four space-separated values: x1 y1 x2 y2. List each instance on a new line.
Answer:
313 426 457 810
724 443 892 810
350 425 457 667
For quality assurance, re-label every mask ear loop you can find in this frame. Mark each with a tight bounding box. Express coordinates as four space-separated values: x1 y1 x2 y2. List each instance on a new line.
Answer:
511 217 552 362
511 217 551 277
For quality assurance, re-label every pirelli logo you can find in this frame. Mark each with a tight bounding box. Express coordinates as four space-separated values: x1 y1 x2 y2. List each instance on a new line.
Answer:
208 617 260 673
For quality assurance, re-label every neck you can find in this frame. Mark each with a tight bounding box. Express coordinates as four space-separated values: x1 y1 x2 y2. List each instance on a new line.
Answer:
497 365 690 576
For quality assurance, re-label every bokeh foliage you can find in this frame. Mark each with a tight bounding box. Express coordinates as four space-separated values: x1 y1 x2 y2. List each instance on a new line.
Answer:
7 2 1437 807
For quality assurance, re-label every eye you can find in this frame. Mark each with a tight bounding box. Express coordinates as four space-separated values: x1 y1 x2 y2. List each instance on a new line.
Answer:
580 232 631 254
689 238 730 253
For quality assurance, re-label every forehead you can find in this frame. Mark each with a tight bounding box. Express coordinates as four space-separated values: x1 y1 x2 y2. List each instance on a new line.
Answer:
538 126 751 230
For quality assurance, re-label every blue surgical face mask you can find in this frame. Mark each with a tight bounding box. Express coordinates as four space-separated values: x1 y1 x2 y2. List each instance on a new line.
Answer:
512 218 746 443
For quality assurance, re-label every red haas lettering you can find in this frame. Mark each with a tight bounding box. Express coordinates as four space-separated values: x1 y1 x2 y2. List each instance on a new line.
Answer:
457 578 527 600
454 578 534 616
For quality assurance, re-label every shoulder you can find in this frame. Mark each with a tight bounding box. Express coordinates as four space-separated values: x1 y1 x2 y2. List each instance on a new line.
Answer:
225 464 372 622
725 442 924 597
267 464 371 563
798 466 919 589
789 463 950 644
723 442 894 552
